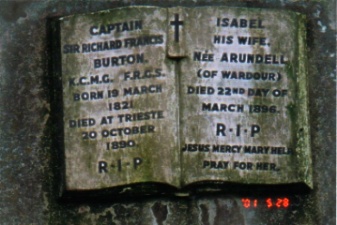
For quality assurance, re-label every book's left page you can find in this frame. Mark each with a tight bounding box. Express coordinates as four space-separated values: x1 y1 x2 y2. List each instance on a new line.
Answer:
59 6 180 191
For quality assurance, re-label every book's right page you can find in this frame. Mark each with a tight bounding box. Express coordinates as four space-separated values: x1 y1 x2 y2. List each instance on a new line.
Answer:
173 7 312 188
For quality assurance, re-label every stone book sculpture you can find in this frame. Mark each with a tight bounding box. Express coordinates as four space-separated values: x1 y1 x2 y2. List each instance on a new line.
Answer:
52 6 312 197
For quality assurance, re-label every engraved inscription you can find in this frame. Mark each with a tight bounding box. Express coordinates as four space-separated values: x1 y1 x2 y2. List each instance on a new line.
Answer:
59 6 311 191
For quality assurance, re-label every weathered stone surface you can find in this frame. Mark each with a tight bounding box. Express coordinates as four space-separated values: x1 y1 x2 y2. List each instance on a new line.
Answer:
0 1 335 225
59 6 311 192
60 6 180 191
176 7 311 187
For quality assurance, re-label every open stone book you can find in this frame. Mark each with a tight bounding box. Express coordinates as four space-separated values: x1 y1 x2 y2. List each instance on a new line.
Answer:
52 6 312 197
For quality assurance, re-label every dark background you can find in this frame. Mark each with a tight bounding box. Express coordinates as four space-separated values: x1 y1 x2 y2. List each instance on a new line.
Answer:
0 1 335 224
